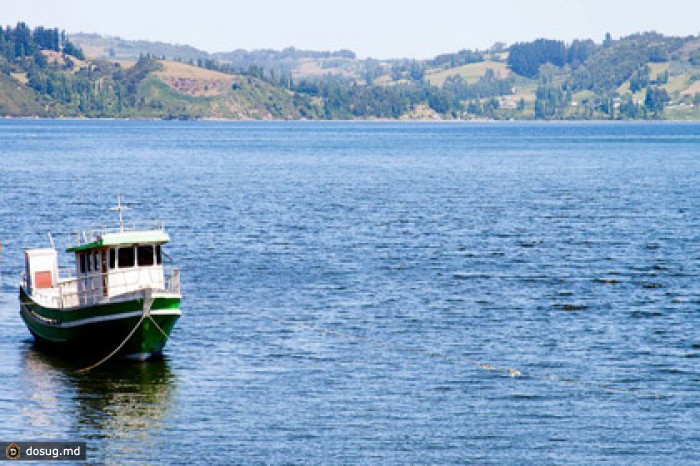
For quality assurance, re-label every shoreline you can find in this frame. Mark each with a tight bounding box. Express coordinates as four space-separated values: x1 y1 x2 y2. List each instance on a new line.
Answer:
1 116 699 124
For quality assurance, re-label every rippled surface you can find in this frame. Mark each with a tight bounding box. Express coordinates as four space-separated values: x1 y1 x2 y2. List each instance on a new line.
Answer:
0 121 699 464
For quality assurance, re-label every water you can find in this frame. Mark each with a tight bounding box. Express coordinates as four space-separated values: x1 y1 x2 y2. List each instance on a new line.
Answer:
0 120 699 464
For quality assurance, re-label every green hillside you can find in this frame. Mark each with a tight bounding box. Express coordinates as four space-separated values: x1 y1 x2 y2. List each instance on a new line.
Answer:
3 23 700 120
0 72 48 116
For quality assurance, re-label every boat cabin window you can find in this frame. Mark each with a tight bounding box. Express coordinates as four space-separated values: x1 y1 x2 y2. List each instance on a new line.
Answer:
105 245 162 269
137 245 154 266
94 251 100 272
118 247 135 268
79 252 86 274
86 251 92 272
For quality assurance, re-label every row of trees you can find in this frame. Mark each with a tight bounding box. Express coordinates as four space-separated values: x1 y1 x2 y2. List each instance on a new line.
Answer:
532 83 672 120
507 38 602 78
0 22 83 65
292 71 514 119
508 39 568 78
429 49 484 68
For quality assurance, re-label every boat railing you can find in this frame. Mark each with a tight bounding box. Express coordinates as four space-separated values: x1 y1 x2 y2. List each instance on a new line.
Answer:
58 267 77 279
25 266 180 310
71 221 165 247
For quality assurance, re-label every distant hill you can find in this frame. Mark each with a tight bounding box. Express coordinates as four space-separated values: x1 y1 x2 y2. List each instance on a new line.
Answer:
69 33 209 62
2 23 700 120
70 33 364 81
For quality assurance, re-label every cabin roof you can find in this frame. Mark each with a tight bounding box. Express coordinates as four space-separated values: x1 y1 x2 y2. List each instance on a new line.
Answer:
66 230 170 253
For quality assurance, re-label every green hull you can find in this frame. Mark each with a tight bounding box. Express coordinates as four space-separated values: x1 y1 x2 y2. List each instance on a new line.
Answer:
19 287 180 360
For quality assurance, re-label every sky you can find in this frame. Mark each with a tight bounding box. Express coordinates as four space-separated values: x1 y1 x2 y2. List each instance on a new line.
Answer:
2 0 700 59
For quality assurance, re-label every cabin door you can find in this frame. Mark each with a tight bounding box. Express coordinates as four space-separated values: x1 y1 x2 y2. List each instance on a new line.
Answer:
101 249 108 297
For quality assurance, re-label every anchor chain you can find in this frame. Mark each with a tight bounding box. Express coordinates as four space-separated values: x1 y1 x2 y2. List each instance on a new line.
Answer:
75 289 154 373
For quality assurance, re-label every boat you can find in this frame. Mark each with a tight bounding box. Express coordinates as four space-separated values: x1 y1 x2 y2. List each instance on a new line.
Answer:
19 198 181 361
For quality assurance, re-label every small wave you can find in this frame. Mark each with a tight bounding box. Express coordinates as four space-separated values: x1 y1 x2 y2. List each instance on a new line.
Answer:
511 393 542 399
516 240 541 248
628 310 664 318
656 367 691 375
453 272 492 279
594 277 620 284
556 304 588 311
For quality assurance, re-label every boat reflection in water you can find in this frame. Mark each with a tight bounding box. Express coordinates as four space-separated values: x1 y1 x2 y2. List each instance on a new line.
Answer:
20 347 176 462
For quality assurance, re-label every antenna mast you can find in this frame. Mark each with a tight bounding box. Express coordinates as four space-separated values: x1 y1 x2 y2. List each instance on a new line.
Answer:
110 195 129 232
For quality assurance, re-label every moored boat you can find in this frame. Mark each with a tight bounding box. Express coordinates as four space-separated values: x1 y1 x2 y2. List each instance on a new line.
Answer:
19 199 181 361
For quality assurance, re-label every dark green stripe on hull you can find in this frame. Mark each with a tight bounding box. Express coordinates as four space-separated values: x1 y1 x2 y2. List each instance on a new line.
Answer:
19 287 180 360
21 309 179 359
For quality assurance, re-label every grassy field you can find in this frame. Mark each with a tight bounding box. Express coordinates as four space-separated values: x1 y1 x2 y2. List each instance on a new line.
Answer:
510 77 538 104
111 59 136 69
153 61 235 97
665 103 700 119
425 60 510 86
10 72 28 85
40 50 87 71
572 90 596 104
682 80 700 96
294 58 359 80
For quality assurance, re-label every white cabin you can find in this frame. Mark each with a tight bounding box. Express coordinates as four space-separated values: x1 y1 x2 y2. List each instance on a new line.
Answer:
23 226 180 309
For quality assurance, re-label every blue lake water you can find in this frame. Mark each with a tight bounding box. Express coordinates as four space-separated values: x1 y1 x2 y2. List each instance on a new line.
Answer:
0 120 699 464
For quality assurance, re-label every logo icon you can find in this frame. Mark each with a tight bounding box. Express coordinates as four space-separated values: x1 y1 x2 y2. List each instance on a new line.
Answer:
6 443 20 460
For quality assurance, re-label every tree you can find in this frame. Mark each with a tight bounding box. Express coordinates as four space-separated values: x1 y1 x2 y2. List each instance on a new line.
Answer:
63 41 84 60
619 93 644 119
534 84 565 118
489 42 507 54
629 66 650 93
429 49 483 68
508 39 566 78
603 32 613 48
409 60 425 81
655 70 669 84
363 59 382 85
14 22 36 58
567 39 597 68
644 86 670 115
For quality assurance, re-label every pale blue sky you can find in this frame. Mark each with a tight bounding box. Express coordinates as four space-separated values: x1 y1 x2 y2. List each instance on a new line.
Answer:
3 0 699 58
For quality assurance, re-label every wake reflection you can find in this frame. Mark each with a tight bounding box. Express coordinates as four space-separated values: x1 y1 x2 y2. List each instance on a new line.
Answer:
20 347 177 460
